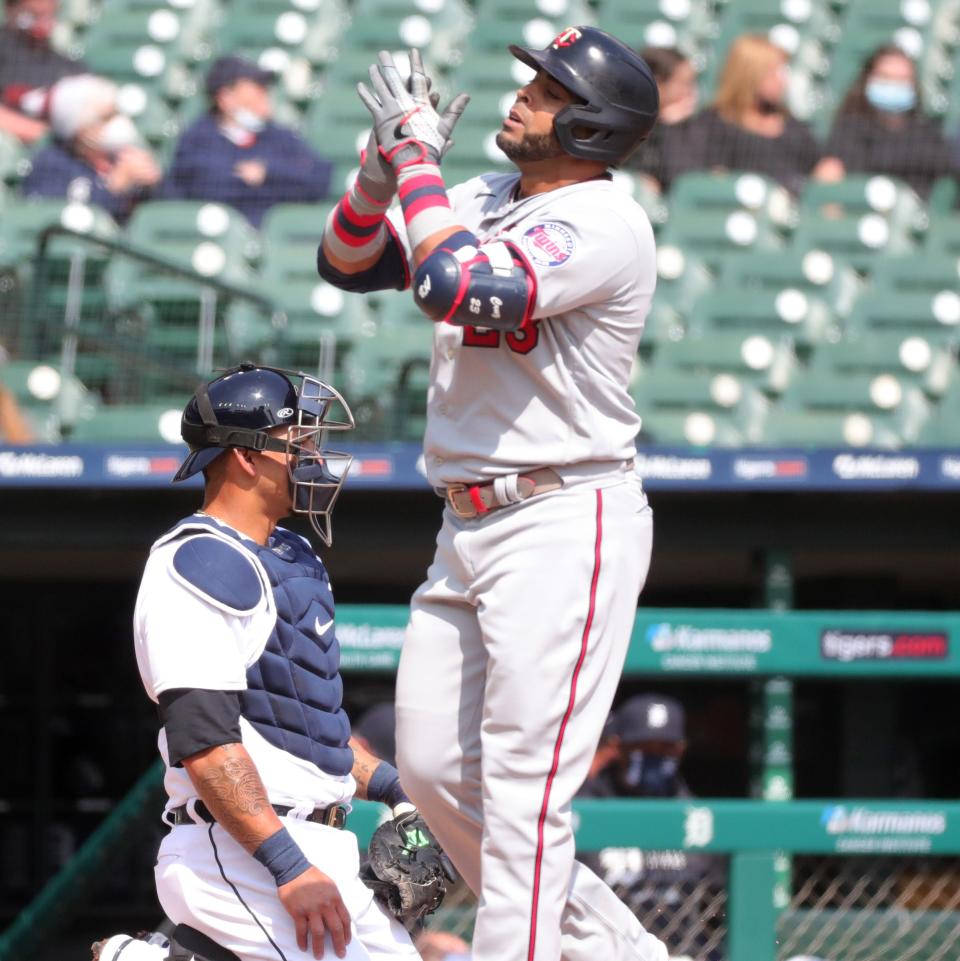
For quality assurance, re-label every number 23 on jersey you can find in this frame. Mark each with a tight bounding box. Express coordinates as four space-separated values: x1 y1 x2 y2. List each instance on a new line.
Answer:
462 324 540 354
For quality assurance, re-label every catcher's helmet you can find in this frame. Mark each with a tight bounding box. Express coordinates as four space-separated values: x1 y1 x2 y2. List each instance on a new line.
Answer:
508 25 659 166
173 362 354 545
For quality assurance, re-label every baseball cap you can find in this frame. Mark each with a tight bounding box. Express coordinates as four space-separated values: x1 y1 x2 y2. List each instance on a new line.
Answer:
205 55 276 98
614 694 685 743
352 701 397 766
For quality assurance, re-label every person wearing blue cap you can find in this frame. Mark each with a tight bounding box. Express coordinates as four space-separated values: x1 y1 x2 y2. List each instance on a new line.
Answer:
578 694 724 961
161 55 333 227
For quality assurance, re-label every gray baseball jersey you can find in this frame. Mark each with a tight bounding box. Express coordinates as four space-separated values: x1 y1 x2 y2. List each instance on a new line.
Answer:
387 172 656 486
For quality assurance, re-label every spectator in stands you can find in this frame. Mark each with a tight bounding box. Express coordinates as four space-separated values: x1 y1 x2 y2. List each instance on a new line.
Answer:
0 0 86 144
821 45 957 198
629 46 700 193
21 74 161 222
161 56 334 227
0 383 33 442
0 346 35 443
686 34 834 194
577 694 723 961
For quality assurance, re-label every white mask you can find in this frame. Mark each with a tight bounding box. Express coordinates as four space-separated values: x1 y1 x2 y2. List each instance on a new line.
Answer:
95 114 141 153
233 107 266 134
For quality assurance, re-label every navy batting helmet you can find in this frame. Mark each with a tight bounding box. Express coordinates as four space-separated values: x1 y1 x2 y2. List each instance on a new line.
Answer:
508 25 659 166
173 362 354 545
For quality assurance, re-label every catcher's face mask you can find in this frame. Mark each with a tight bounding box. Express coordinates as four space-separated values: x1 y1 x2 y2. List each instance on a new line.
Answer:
281 376 354 547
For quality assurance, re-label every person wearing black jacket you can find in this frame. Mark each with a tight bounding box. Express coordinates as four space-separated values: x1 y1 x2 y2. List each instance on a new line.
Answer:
161 56 333 227
822 45 957 198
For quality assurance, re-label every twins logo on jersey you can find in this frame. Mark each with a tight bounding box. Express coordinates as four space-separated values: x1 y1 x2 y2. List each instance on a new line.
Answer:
522 222 576 268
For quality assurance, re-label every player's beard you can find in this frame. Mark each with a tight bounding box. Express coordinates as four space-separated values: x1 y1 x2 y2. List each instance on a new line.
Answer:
496 127 566 162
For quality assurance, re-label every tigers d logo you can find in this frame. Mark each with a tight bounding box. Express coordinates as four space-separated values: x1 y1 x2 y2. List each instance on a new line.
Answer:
552 26 582 48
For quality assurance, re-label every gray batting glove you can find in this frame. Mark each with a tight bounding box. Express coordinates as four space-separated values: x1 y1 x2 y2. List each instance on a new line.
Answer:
357 55 444 202
357 49 469 170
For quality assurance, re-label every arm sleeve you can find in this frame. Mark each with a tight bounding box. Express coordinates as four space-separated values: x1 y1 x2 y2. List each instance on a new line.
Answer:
316 225 409 291
501 206 656 320
159 688 242 766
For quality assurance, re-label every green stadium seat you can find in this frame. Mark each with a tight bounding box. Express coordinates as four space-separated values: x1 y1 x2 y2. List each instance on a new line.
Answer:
643 245 713 347
103 202 261 380
927 176 958 216
341 324 433 440
595 0 713 53
925 215 960 257
0 200 119 372
789 211 915 273
465 14 579 55
687 287 837 351
657 209 784 271
115 200 258 287
654 331 799 397
0 199 118 269
631 366 768 446
775 369 931 446
232 278 374 371
80 36 195 101
799 175 927 235
869 253 960 296
719 249 863 318
669 171 796 230
211 0 348 66
69 401 184 442
609 170 670 229
0 359 99 441
260 202 336 285
302 84 373 166
810 331 957 400
761 407 903 448
845 290 960 342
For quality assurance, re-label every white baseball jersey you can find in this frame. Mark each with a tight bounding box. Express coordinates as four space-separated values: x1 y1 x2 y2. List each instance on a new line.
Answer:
134 517 355 817
387 172 656 486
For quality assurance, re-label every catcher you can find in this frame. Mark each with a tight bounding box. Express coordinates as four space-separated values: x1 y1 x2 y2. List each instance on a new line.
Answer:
115 364 454 961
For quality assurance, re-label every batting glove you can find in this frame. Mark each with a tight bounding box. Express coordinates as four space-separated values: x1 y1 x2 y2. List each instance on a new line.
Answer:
357 49 469 170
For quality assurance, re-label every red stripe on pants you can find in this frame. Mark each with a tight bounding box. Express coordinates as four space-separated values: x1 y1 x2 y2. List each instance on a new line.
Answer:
527 489 604 961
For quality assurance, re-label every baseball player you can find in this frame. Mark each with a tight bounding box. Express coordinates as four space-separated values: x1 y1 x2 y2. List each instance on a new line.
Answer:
132 363 449 961
317 26 663 961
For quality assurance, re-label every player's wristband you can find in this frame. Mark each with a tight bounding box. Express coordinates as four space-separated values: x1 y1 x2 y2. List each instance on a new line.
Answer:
366 760 410 809
324 178 391 264
396 160 458 252
252 826 311 887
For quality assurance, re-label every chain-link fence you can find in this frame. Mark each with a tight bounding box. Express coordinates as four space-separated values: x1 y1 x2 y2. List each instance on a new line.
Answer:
778 855 960 961
420 853 960 961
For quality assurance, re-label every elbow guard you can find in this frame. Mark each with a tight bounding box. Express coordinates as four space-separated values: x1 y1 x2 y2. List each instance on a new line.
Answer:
413 240 536 331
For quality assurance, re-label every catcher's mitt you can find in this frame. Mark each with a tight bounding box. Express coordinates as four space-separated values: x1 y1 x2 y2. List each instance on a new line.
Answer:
361 805 455 929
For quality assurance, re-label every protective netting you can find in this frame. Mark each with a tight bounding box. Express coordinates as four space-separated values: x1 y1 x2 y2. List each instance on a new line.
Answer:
777 855 960 961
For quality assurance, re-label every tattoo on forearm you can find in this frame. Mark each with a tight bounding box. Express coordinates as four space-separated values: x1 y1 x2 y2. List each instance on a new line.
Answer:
349 738 377 800
194 744 273 850
352 756 375 799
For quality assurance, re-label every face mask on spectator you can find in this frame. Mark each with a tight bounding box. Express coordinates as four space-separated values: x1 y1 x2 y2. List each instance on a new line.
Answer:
93 115 141 153
13 10 53 40
232 107 266 134
617 751 679 797
865 79 916 113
